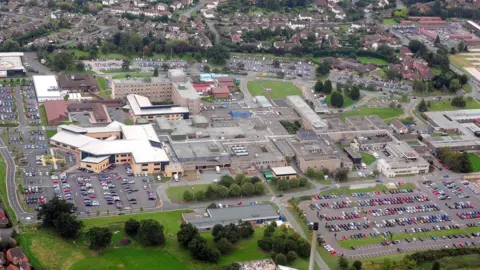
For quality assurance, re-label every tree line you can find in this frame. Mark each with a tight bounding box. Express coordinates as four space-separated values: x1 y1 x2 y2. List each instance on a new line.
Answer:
177 221 254 263
270 177 308 192
183 174 266 202
257 222 310 266
437 147 472 173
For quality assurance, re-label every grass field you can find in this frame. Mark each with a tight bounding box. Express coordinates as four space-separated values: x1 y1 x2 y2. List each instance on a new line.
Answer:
123 119 134 125
358 57 389 65
165 184 210 202
325 92 355 108
39 105 48 125
341 107 403 122
420 254 480 270
383 18 399 25
247 80 301 99
19 210 309 270
0 157 17 225
468 153 480 172
427 98 480 111
98 90 112 99
46 130 57 138
96 77 107 91
320 183 416 196
360 152 376 165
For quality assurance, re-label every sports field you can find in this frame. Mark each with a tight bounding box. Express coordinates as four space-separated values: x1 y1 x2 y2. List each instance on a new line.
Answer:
358 57 388 65
247 80 301 99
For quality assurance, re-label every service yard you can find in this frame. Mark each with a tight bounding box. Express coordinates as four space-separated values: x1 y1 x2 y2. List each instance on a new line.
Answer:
298 179 480 260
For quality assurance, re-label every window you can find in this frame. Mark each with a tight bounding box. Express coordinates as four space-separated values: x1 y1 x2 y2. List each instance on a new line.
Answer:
142 168 148 172
153 163 160 166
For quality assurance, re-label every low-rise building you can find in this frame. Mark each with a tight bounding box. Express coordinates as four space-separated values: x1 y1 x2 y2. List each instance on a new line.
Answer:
111 77 173 101
376 141 429 177
390 119 408 134
33 75 68 102
57 74 97 92
50 122 169 174
211 86 230 99
126 94 189 122
271 166 297 179
286 95 327 132
183 204 279 231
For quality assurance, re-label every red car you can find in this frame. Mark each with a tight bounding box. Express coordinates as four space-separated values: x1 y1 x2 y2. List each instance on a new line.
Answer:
237 202 242 206
52 180 59 184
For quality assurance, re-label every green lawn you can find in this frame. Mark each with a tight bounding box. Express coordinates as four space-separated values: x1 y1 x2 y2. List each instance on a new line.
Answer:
325 92 355 108
247 80 301 99
358 57 389 65
39 105 48 125
123 119 134 125
165 184 210 202
98 90 112 99
112 73 153 79
419 254 480 270
96 76 107 91
339 24 350 31
428 98 480 111
46 130 57 138
321 183 416 196
383 18 399 25
341 107 403 122
360 152 376 165
468 153 480 172
0 157 17 225
19 210 304 270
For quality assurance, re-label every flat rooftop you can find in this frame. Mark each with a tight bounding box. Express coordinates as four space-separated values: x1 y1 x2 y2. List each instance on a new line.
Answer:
0 52 24 71
271 166 297 175
184 204 279 229
286 95 327 130
112 76 170 84
127 94 189 116
172 81 200 99
290 135 343 161
33 75 66 100
172 140 229 161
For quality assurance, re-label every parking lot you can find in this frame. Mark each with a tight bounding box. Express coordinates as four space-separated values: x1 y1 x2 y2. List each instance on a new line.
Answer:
330 71 410 93
298 179 480 259
227 54 315 79
21 84 41 125
63 166 158 214
0 86 17 124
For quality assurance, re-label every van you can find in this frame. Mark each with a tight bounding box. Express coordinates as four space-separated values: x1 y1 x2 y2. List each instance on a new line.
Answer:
174 173 179 182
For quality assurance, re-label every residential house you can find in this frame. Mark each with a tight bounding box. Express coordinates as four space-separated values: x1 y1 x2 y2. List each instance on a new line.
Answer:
389 55 431 80
257 41 271 49
170 1 183 11
313 0 328 7
202 9 215 19
155 3 168 10
211 86 230 99
0 207 10 227
216 77 236 88
134 0 147 8
377 0 389 8
231 33 243 43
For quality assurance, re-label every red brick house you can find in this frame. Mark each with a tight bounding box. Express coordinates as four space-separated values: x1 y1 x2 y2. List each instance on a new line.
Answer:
216 78 235 89
6 247 30 270
211 86 230 99
43 100 69 125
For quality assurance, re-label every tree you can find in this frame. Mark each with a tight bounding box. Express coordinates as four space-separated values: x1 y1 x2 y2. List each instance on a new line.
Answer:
434 35 440 45
195 190 205 201
138 219 165 246
306 168 315 178
352 260 362 270
224 263 241 270
413 80 426 92
258 237 273 251
458 152 473 173
316 61 332 75
323 80 333 94
289 178 299 188
217 185 229 198
161 63 170 71
450 47 456 54
418 99 428 112
205 45 230 65
386 68 401 80
334 168 349 182
275 253 287 266
372 169 380 177
459 74 469 85
254 182 266 194
188 236 221 263
451 96 466 108
86 227 112 251
229 184 241 197
177 223 200 248
216 237 233 254
153 67 159 77
75 61 85 72
349 86 360 100
220 175 235 187
183 190 195 201
122 58 130 70
431 261 440 270
449 79 461 92
204 65 211 72
298 177 307 187
37 196 76 227
286 251 298 264
241 182 254 196
330 91 344 108
52 52 74 71
314 80 324 93
124 218 140 235
339 257 349 270
238 220 254 238
53 212 83 239
277 179 290 191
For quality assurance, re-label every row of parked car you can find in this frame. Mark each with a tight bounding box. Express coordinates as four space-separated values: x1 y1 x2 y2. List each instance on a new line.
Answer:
357 195 430 206
456 211 480 220
310 200 352 210
375 214 451 228
322 212 361 221
368 205 440 217
446 201 474 209
326 221 370 232
404 224 460 233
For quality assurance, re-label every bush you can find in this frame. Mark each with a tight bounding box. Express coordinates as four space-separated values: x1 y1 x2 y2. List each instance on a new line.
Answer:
286 251 298 264
137 219 165 246
216 237 233 254
183 190 195 201
275 253 287 266
124 218 140 235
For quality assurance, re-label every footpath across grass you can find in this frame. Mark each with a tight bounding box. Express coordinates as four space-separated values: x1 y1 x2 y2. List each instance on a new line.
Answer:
247 80 301 99
468 153 480 172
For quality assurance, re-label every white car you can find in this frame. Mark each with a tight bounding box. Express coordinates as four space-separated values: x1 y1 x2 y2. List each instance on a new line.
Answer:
213 179 219 183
